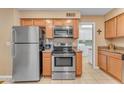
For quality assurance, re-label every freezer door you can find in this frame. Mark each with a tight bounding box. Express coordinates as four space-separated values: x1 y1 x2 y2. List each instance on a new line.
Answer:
13 26 39 43
12 44 40 82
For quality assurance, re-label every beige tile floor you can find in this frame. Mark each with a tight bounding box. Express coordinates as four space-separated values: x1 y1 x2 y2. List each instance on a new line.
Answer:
4 56 121 84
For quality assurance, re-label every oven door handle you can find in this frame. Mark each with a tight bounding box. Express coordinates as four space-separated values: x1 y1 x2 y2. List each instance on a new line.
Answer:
53 55 74 57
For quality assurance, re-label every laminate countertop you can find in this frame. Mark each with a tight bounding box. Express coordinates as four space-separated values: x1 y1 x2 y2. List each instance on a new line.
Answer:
43 48 82 54
42 49 52 53
73 48 82 53
98 47 124 55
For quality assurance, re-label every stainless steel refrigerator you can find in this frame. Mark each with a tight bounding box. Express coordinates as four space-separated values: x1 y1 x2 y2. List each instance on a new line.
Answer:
12 26 40 82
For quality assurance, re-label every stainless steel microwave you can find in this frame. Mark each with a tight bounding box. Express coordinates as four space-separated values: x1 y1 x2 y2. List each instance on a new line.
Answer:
54 26 73 38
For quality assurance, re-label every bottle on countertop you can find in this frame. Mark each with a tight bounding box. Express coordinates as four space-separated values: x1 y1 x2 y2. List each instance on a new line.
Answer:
108 43 116 50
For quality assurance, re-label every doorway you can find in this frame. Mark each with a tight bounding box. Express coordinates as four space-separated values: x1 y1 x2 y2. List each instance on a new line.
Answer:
78 22 96 69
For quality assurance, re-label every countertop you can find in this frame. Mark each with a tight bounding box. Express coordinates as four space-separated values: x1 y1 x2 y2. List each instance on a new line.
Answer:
42 49 52 53
98 46 124 55
73 48 82 53
43 48 82 53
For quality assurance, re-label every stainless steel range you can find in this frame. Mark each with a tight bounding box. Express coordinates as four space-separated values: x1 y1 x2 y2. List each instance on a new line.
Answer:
52 44 75 80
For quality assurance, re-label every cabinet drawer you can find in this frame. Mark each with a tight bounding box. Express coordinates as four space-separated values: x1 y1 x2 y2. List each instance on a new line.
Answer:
43 53 51 58
98 50 108 55
108 52 122 59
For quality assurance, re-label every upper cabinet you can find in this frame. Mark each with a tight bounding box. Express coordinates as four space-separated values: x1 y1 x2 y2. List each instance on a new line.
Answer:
105 17 116 39
105 13 124 39
21 18 79 39
53 19 73 26
73 19 79 39
45 20 53 39
33 19 46 26
21 19 33 26
117 13 124 37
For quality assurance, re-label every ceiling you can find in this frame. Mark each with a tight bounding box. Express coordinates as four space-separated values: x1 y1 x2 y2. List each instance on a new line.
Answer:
78 8 113 15
18 8 113 16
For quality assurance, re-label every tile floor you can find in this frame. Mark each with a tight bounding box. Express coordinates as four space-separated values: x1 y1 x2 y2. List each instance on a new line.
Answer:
4 56 121 84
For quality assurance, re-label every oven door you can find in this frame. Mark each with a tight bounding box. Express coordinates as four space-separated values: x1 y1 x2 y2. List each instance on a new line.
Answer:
52 55 75 71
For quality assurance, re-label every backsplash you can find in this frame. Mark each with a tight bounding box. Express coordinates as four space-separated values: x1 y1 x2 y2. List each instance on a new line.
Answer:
53 38 73 45
45 38 78 47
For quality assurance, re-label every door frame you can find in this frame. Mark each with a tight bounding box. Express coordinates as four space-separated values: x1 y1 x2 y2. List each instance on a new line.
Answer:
79 22 96 69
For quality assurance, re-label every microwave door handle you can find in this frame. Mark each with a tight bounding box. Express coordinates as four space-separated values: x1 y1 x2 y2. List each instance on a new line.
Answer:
67 27 69 34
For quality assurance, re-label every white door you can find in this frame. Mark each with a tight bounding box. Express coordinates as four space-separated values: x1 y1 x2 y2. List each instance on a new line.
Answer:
78 22 95 68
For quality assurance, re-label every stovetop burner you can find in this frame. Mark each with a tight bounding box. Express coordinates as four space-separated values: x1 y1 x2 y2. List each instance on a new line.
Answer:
53 51 74 53
52 45 75 55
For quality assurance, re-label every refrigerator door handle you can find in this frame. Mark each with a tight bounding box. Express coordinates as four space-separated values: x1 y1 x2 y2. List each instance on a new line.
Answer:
12 29 16 43
12 29 16 57
12 44 16 57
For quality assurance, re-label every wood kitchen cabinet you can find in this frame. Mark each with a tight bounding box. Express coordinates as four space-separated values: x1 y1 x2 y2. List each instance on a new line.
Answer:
105 17 116 39
98 53 107 71
75 51 82 76
20 18 79 39
53 19 73 26
107 56 122 80
21 19 46 26
53 19 64 26
21 19 33 26
105 13 124 39
42 52 52 76
33 19 46 26
98 48 123 81
117 13 124 37
45 20 53 38
73 19 79 39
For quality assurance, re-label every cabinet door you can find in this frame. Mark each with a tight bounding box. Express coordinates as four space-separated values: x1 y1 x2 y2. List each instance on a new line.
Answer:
53 19 64 26
21 19 33 26
76 51 82 76
105 18 116 39
98 54 107 71
117 13 124 37
108 57 122 80
53 19 73 26
33 19 46 26
63 19 73 26
45 20 53 38
43 52 51 76
73 19 79 39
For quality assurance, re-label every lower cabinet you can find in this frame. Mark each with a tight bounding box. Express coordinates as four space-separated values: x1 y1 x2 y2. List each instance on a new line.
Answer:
98 54 107 71
75 51 82 76
98 49 122 81
42 52 52 76
108 57 122 80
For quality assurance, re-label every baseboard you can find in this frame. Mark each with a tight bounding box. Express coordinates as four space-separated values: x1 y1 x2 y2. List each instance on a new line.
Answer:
0 75 12 80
